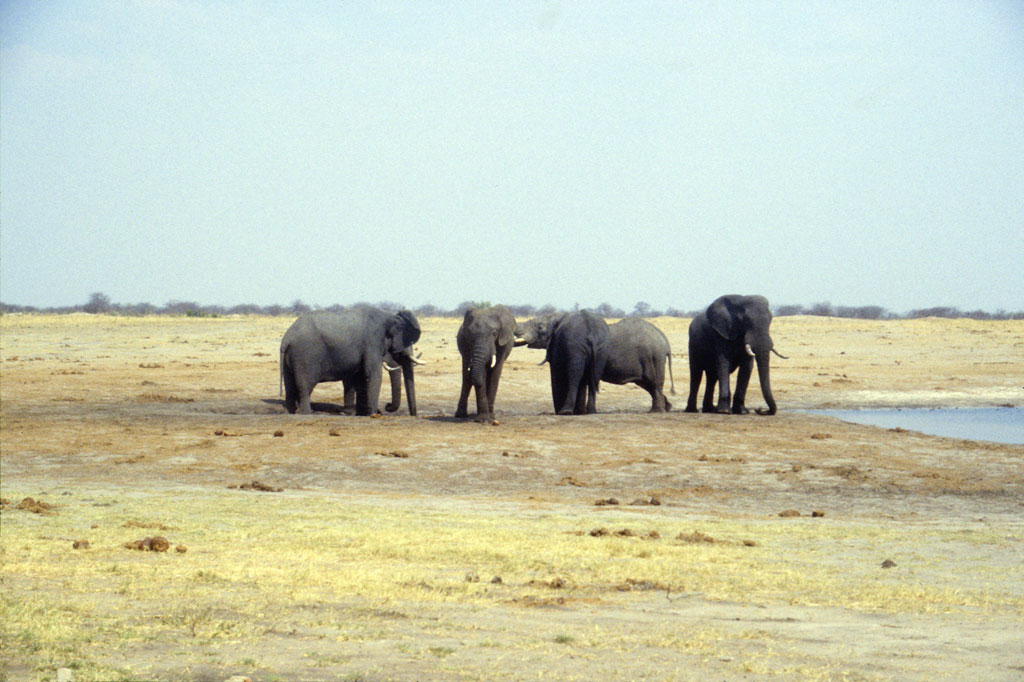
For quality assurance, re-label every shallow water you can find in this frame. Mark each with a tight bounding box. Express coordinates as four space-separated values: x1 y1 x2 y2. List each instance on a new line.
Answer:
807 407 1023 445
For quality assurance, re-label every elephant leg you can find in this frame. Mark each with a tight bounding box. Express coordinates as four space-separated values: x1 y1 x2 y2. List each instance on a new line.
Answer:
485 356 507 416
473 372 491 422
283 370 300 414
342 381 357 415
584 376 599 414
701 368 717 412
295 376 314 415
355 363 382 416
455 362 472 419
561 358 587 415
551 361 575 415
639 379 667 413
685 360 702 412
575 376 589 415
732 358 753 414
713 357 732 413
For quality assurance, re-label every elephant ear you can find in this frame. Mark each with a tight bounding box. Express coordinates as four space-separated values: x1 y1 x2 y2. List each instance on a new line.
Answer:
389 310 421 353
497 316 515 347
397 310 421 347
707 297 739 340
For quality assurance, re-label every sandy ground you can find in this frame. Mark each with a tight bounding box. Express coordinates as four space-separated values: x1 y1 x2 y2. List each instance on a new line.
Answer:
1 314 1023 681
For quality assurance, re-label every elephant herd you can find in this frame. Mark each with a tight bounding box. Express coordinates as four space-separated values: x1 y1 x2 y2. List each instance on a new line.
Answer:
279 294 784 421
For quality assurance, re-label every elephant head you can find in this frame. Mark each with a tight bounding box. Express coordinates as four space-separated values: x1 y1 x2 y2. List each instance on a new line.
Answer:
463 307 515 389
384 310 421 416
706 295 777 415
513 312 566 349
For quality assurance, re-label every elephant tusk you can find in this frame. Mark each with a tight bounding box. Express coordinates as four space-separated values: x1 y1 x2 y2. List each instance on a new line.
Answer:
771 348 789 360
745 344 755 358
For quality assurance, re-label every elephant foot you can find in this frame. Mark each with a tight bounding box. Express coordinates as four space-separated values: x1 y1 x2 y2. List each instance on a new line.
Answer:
755 407 777 416
683 405 698 413
705 406 730 415
732 406 750 415
474 413 492 424
455 408 469 419
557 408 575 416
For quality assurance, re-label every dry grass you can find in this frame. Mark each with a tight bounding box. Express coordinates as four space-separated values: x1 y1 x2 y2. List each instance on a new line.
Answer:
3 481 1022 681
2 314 1023 681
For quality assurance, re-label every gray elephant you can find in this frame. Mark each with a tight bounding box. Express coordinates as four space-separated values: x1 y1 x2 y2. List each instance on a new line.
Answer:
280 307 420 416
516 311 609 415
515 314 674 412
455 305 516 422
685 294 785 415
603 317 675 412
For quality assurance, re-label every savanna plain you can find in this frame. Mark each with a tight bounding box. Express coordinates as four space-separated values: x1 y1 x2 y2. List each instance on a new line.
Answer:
1 314 1022 682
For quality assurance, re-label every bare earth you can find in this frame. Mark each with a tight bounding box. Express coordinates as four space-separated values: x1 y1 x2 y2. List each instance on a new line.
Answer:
1 314 1022 681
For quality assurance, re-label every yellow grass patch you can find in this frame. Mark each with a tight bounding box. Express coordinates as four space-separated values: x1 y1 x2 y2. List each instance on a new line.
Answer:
2 483 1021 680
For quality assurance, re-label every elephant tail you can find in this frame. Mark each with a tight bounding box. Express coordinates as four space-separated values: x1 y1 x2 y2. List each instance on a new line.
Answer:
667 352 676 395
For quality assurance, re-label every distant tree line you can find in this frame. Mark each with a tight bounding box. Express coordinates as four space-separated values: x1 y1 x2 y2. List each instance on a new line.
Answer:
0 293 1021 320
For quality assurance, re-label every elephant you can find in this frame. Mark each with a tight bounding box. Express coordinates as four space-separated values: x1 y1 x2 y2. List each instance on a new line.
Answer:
516 311 609 415
685 294 785 415
515 314 674 412
603 317 675 412
455 305 516 422
280 307 420 416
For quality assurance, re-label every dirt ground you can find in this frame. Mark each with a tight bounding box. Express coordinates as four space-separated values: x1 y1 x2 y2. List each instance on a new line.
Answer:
1 313 1022 681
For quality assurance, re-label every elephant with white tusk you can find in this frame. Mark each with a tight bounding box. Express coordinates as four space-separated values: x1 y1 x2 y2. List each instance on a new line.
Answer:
455 305 516 422
685 294 784 415
515 314 675 413
280 307 420 416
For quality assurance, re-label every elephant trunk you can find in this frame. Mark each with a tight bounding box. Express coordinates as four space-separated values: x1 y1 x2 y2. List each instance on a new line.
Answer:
755 350 776 415
384 363 402 412
401 354 417 417
469 339 492 390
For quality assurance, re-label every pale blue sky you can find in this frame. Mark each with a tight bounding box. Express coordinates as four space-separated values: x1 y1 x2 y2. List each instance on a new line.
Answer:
2 1 1023 312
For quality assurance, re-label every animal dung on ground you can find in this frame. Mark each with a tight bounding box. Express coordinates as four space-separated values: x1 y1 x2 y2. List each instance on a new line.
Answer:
594 497 619 506
214 429 241 437
229 480 284 492
778 509 802 517
122 520 175 530
329 429 341 436
123 536 170 552
677 531 717 544
617 578 670 592
72 539 90 549
881 559 897 569
13 497 55 515
175 544 188 553
376 450 409 458
812 510 826 517
273 430 284 437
